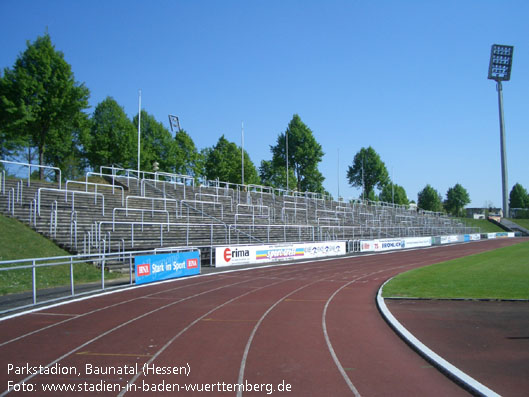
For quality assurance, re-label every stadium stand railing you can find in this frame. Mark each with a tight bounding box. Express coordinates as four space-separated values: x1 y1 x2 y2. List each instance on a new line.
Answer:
0 162 479 271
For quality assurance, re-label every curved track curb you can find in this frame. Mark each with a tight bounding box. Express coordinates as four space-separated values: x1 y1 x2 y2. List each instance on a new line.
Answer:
376 278 500 397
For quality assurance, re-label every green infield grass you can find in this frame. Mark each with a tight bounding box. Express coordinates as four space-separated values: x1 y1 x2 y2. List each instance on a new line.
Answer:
0 214 119 295
382 241 529 300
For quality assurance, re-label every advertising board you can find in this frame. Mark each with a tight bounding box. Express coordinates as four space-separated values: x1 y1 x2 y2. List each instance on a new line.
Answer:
376 239 405 251
440 235 460 245
215 241 346 267
403 236 432 248
135 251 200 285
360 237 431 252
495 232 514 238
464 234 481 242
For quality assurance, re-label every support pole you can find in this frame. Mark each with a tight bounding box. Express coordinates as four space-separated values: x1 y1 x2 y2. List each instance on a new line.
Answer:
137 89 142 177
496 81 509 217
286 130 289 192
241 121 244 186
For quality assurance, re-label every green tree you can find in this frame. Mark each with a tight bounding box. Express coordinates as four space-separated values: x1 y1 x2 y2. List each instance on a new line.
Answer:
270 114 324 192
509 183 529 209
379 183 409 205
417 184 443 212
132 110 176 172
203 135 259 185
47 115 91 179
0 124 25 161
259 160 296 190
0 33 90 179
174 129 203 177
85 97 135 170
444 183 470 216
346 147 389 200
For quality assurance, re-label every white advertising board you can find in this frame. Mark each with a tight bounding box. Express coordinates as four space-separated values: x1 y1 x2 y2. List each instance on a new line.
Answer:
215 241 346 267
468 234 481 241
440 235 459 245
360 237 431 253
403 237 432 249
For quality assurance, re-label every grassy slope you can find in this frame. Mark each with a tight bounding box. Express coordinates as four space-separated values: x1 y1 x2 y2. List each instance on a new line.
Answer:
457 218 505 233
0 214 117 295
383 241 529 300
509 218 529 230
0 214 72 261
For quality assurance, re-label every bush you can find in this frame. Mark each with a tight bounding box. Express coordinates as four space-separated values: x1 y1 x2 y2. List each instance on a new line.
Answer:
513 209 529 219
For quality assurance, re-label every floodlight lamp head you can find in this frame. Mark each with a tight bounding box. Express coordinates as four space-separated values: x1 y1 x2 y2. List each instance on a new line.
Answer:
168 114 181 133
488 44 514 81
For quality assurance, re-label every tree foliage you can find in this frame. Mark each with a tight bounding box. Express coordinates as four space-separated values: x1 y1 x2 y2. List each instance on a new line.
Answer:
0 33 90 179
203 135 259 185
509 183 529 209
444 183 470 216
174 129 203 177
259 160 296 190
85 97 135 170
270 114 324 192
417 184 443 212
133 110 176 172
47 115 91 180
346 146 389 200
379 183 409 205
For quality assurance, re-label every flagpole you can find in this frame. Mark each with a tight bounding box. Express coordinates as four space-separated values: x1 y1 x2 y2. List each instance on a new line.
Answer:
137 89 142 177
241 121 245 186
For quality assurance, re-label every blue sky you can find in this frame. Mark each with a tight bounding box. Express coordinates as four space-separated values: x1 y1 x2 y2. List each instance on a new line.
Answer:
2 0 528 208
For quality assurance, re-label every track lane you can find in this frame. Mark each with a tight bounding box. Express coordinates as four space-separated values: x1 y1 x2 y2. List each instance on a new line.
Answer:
1 276 264 394
2 262 355 395
1 238 524 396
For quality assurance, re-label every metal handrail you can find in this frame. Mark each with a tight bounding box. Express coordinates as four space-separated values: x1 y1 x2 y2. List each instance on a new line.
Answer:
112 207 170 231
0 159 62 188
16 179 23 203
50 201 58 238
37 188 104 216
70 211 78 248
0 169 4 194
66 180 124 206
125 195 178 216
0 246 199 315
194 192 233 212
181 199 224 220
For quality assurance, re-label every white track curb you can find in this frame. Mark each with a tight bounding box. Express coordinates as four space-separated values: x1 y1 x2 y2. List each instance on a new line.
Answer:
377 279 500 397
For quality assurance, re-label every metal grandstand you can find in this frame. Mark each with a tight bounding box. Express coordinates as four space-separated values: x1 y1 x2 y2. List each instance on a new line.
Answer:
1 161 479 270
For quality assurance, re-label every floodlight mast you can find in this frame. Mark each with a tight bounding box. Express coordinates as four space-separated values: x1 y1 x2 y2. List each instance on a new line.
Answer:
488 44 513 218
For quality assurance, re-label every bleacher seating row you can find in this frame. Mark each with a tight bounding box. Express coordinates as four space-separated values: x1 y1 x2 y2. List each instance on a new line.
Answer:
0 164 477 271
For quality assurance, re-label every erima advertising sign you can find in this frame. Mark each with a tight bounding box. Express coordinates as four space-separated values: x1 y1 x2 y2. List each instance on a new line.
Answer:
215 242 346 267
135 251 200 285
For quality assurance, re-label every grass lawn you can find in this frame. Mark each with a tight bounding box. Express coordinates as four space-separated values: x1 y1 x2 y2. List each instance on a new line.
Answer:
510 218 529 230
457 218 504 233
382 241 529 300
0 214 118 295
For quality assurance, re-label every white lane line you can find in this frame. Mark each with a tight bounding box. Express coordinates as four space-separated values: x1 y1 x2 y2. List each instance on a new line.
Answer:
321 264 420 397
0 278 253 397
322 280 362 397
0 257 365 347
118 278 287 396
236 282 317 397
0 277 222 347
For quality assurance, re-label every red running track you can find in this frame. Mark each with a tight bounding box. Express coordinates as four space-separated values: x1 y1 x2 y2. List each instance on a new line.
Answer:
0 238 522 396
